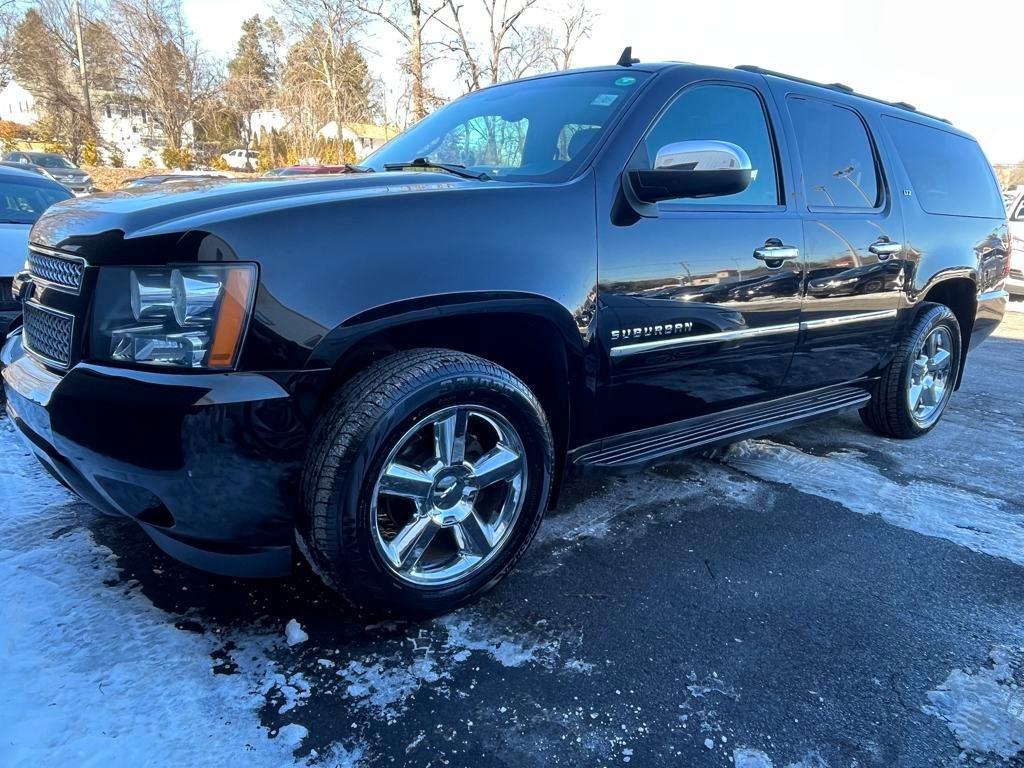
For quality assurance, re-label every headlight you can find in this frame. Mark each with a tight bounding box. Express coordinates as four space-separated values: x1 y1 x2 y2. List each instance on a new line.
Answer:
91 264 257 369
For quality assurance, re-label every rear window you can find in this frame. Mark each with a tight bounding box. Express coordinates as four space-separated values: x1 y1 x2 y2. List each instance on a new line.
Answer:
884 116 1003 218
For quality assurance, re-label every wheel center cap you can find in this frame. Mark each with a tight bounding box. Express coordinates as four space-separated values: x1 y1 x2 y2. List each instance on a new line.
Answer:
429 471 475 523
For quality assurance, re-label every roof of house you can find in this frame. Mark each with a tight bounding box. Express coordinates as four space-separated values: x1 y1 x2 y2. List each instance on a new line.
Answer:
318 120 397 141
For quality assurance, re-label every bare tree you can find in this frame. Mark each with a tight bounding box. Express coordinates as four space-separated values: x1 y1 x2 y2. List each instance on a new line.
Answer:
440 0 545 92
8 3 118 159
109 0 213 152
352 0 445 122
276 0 372 163
547 0 594 71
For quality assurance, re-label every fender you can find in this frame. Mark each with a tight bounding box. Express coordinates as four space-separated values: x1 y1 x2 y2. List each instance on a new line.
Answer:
306 290 589 370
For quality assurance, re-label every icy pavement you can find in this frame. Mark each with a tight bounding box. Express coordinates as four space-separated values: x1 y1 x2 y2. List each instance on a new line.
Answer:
0 419 314 767
1 313 1023 767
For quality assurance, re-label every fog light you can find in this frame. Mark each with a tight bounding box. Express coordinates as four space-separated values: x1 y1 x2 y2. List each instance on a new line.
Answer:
110 327 208 367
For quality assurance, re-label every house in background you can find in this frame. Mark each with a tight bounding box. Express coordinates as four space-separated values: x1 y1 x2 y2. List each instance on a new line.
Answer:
252 109 396 161
95 93 193 167
317 121 394 158
0 81 39 125
0 78 191 167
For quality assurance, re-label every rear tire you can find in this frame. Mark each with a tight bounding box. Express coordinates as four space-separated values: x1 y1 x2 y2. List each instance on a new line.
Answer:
859 303 961 439
299 348 554 616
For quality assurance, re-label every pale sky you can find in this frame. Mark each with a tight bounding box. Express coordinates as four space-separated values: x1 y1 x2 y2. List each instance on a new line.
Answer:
183 0 1023 163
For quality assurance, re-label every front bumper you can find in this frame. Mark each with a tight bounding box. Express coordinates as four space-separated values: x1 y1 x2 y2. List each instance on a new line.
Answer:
2 331 316 577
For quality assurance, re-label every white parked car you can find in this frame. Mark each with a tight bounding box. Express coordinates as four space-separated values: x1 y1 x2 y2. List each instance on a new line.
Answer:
220 149 259 170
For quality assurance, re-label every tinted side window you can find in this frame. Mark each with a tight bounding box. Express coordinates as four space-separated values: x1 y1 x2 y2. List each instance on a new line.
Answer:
788 97 880 209
642 85 780 206
884 116 1004 219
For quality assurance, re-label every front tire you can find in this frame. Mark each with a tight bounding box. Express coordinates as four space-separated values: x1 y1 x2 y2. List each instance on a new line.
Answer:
860 303 961 439
300 349 554 616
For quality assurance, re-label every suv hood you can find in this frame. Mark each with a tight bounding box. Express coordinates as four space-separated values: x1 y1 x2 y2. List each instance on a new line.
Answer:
31 172 478 258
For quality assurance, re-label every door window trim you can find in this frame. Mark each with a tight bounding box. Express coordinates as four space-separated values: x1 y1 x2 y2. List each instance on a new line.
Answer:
785 94 889 216
629 79 788 214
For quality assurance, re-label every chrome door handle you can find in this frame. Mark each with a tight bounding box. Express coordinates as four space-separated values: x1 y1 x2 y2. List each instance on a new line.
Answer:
868 239 902 260
753 244 799 267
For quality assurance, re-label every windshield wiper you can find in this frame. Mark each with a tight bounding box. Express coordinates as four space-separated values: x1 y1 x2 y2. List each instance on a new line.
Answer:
342 163 374 173
382 157 490 181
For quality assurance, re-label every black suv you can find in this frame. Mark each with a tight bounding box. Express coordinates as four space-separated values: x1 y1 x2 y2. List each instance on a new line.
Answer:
2 62 1010 614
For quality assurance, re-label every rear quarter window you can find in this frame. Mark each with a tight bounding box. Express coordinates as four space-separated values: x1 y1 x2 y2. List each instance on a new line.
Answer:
884 116 1004 218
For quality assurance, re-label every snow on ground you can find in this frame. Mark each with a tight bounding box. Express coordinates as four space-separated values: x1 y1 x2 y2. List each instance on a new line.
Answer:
0 415 592 766
722 438 1024 568
0 420 318 767
924 646 1024 760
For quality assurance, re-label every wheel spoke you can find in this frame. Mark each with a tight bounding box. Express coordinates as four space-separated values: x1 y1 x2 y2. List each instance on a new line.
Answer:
471 444 522 488
929 348 951 373
434 408 468 467
920 381 938 407
379 462 433 501
908 382 924 411
387 515 438 570
453 511 494 557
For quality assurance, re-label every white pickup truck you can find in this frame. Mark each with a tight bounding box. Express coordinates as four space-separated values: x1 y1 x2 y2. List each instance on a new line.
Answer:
220 149 259 170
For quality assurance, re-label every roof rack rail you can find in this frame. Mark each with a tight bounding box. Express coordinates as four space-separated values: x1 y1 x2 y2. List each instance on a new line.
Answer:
735 65 951 124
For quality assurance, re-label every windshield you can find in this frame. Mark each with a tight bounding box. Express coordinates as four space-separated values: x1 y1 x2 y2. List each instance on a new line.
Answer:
0 179 73 224
28 154 78 170
364 70 650 182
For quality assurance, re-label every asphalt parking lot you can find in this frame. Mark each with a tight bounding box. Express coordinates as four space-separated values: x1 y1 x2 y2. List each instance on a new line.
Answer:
3 305 1024 768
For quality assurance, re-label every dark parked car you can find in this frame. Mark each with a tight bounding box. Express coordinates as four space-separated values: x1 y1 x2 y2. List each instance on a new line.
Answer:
263 165 362 176
2 151 95 195
0 165 73 336
121 172 232 188
1 60 1010 615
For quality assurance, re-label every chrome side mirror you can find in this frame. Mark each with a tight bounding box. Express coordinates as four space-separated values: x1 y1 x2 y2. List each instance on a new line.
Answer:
627 140 755 204
653 140 752 172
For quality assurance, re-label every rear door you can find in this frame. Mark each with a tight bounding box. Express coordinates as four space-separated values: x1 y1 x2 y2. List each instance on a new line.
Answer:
772 87 905 388
596 76 805 436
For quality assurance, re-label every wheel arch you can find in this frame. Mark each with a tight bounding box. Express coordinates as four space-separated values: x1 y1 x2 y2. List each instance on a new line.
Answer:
307 292 592 502
915 274 977 389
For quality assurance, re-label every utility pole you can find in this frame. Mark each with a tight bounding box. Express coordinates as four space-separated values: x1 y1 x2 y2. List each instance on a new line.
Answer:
73 0 93 125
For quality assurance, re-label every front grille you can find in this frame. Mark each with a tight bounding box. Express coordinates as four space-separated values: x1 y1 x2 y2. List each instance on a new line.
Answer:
28 249 85 292
0 276 16 312
22 302 73 367
1011 268 1024 280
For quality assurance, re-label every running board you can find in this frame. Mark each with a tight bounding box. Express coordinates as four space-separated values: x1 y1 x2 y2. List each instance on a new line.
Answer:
570 385 871 471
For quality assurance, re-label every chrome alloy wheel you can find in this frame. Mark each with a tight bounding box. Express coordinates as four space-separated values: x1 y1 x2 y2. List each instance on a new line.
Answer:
370 405 527 586
907 326 955 428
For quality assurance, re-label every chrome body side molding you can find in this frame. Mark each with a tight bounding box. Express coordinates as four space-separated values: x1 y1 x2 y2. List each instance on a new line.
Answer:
609 309 899 358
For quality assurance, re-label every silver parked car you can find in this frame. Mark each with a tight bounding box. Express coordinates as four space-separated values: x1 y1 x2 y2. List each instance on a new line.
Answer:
2 151 96 196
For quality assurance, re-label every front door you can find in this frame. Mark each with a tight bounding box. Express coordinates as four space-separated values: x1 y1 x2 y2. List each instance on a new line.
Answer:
777 92 905 388
597 81 805 437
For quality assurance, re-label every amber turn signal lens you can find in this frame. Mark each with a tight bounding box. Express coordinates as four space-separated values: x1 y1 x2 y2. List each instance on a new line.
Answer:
208 267 256 369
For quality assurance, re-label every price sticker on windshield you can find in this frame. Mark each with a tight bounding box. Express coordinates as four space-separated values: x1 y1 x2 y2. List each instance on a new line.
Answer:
591 94 620 107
